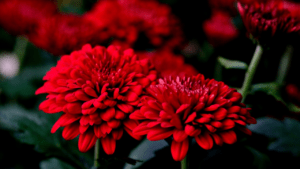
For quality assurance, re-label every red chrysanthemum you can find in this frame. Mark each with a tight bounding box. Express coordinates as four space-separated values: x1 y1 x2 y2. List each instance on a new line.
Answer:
130 75 256 161
36 44 157 154
238 0 300 45
203 10 239 47
137 49 198 78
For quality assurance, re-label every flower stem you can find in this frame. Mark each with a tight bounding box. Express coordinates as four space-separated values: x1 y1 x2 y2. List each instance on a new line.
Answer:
276 45 293 84
94 139 100 168
13 36 28 69
214 58 222 81
241 45 263 102
181 156 188 169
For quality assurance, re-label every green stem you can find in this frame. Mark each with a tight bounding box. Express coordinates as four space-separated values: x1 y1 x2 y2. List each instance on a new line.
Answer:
240 45 263 102
13 36 28 69
181 156 188 169
94 139 100 168
276 45 293 84
214 58 222 81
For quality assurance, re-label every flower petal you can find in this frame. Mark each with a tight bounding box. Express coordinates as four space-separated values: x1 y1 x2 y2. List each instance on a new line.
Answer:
173 129 188 142
112 129 124 140
195 132 213 150
147 127 173 141
213 108 227 120
171 139 189 161
62 123 80 140
78 130 98 152
101 136 116 155
220 130 237 144
100 107 115 121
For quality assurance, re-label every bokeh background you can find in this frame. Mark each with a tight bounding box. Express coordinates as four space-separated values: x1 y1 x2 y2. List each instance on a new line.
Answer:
1 0 300 168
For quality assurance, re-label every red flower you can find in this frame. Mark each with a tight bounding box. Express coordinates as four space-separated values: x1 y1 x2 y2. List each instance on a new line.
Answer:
0 0 57 35
130 75 256 161
286 84 300 107
86 0 185 49
0 0 184 55
28 14 100 56
282 1 300 18
209 0 237 14
36 44 157 154
238 1 300 45
137 49 198 78
118 0 184 48
203 10 239 47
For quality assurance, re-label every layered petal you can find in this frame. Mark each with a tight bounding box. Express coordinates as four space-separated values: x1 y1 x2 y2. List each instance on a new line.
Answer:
36 44 158 155
171 139 189 161
130 75 256 161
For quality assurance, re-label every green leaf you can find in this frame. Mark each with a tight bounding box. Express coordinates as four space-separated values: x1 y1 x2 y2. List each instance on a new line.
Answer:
250 82 300 112
0 104 61 151
0 104 92 168
245 146 271 169
247 117 285 138
217 56 248 70
124 139 168 169
0 65 52 98
248 117 300 156
40 158 76 169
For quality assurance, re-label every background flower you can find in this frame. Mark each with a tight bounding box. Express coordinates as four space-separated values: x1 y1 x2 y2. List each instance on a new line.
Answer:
238 0 300 46
0 0 185 55
203 10 239 47
137 49 198 78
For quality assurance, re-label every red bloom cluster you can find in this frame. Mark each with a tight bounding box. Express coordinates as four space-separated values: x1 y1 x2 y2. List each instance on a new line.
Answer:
0 0 184 55
0 0 57 35
85 0 184 50
130 75 256 161
28 15 98 55
203 11 239 47
36 44 157 154
137 49 198 78
238 0 300 45
203 0 240 47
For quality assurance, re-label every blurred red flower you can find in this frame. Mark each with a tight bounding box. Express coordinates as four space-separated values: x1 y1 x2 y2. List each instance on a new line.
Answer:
36 44 157 154
137 49 198 78
130 75 256 161
286 84 300 107
238 0 300 45
0 0 57 35
85 0 185 49
282 1 300 18
0 0 185 55
203 10 239 47
28 15 100 56
209 0 237 14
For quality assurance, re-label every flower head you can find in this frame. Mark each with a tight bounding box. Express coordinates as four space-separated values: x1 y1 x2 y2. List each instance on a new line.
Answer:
203 10 239 47
137 49 198 78
28 15 98 56
238 1 300 46
36 44 157 154
0 0 57 35
130 75 256 161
